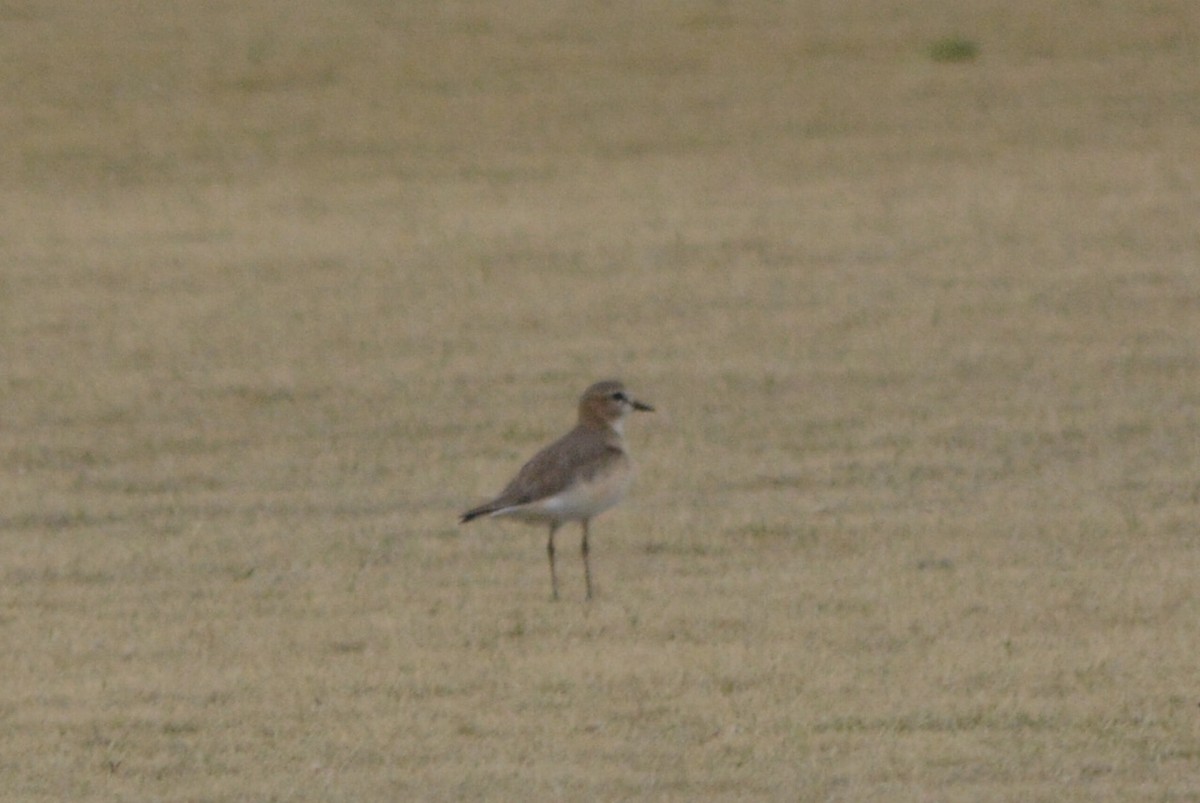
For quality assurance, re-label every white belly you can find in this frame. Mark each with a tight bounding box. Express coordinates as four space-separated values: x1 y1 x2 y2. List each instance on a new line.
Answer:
498 466 633 525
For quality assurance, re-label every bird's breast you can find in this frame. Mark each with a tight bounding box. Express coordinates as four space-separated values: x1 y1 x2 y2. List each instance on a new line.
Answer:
515 454 633 524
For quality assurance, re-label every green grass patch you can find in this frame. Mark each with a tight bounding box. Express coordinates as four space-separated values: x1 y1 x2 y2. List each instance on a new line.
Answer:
928 36 980 63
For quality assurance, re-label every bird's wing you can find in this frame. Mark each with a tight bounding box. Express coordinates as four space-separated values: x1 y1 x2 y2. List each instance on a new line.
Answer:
499 427 620 504
460 426 626 522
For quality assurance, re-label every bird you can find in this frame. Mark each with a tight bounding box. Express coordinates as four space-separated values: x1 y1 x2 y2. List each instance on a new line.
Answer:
460 379 654 601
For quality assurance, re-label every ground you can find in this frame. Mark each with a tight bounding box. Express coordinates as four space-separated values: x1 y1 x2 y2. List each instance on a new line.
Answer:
1 1 1198 800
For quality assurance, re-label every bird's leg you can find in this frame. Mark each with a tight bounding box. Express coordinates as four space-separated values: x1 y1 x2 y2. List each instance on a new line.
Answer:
547 523 560 601
581 518 593 601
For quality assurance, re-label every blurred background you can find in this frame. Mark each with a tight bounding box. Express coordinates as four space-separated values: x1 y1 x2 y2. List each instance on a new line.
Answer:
1 2 1197 799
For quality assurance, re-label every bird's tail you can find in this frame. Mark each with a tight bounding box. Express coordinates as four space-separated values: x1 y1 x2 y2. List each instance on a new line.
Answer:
459 504 497 524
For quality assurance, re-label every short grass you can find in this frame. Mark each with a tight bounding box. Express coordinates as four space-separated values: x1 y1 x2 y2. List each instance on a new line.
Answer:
2 1 1199 800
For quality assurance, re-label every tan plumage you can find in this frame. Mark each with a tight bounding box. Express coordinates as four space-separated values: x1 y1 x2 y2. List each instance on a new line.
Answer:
460 426 627 522
460 380 654 600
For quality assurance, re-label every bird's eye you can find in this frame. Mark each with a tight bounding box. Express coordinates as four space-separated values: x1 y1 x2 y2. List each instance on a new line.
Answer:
611 391 627 402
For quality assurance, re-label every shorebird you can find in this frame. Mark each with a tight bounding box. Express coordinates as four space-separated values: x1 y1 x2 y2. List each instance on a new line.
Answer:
460 379 654 600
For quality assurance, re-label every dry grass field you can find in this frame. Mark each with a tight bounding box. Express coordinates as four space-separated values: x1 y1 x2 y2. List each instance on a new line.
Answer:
2 1 1199 799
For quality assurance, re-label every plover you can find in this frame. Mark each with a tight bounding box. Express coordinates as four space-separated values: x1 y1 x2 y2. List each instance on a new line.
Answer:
460 379 654 600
